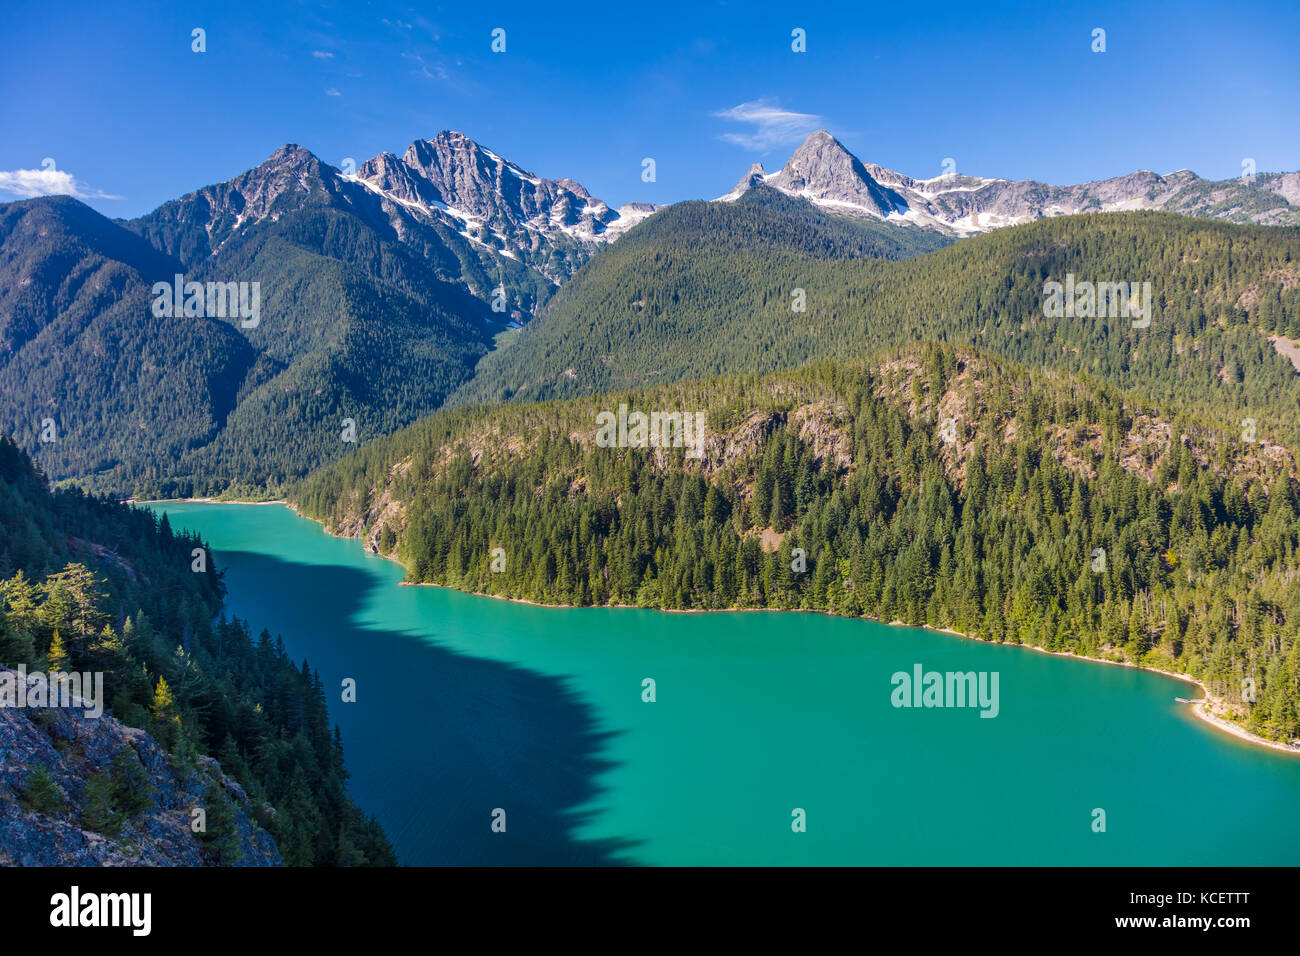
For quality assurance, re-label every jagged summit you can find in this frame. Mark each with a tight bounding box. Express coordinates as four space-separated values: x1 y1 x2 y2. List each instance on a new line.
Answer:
785 129 853 164
348 130 664 266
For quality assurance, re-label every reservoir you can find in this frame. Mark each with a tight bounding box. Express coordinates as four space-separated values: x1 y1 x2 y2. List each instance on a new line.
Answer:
156 502 1300 866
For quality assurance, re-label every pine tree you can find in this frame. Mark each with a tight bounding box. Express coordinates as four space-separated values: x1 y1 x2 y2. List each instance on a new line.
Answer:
20 765 65 815
81 771 122 835
46 629 68 671
151 675 180 751
197 781 243 865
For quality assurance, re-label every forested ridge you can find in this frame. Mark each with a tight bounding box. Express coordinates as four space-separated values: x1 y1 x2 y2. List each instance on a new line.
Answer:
0 436 395 864
455 193 1300 448
297 343 1300 744
9 188 1300 500
0 192 496 500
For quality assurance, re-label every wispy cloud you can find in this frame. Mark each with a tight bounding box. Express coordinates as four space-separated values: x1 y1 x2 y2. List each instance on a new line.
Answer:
325 87 341 97
312 50 335 59
712 99 825 151
0 166 121 200
402 51 447 81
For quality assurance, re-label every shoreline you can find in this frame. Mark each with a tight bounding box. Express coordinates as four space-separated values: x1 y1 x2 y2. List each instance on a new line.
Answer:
990 640 1300 757
152 497 1300 758
127 497 287 506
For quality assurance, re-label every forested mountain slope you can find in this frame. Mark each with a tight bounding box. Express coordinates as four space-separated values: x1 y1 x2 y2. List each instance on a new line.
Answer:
0 197 258 488
297 343 1300 745
6 139 612 496
0 437 394 864
451 186 952 406
453 201 1300 448
138 189 498 496
0 185 497 497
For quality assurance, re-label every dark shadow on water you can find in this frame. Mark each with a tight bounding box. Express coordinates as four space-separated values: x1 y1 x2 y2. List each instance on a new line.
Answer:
217 550 642 866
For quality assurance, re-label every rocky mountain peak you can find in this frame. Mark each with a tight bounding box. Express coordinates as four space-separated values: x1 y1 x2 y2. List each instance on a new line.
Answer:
763 130 904 218
555 177 591 199
127 143 347 263
263 143 318 166
782 130 857 173
362 131 653 253
791 129 846 154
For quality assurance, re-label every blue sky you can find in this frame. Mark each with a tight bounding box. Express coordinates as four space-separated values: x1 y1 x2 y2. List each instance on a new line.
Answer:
2 0 1298 218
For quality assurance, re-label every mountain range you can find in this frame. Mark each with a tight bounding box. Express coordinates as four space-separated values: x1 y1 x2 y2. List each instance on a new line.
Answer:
452 192 1300 449
4 123 1300 842
129 131 659 324
722 130 1300 234
1 129 1299 496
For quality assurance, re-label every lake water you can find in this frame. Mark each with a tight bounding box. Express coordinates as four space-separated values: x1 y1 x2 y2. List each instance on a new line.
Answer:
155 502 1300 866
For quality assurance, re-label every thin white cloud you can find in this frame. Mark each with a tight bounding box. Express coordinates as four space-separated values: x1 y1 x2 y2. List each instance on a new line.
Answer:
312 50 335 59
325 87 342 97
713 99 825 151
402 51 447 81
0 166 122 200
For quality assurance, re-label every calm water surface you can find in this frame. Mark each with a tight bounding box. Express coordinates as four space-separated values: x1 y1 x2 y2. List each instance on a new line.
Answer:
155 503 1300 866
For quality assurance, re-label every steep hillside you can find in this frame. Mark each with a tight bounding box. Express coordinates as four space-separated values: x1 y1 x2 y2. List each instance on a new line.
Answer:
0 197 258 487
0 185 498 496
144 194 498 495
453 207 1300 446
297 343 1300 745
0 680 281 866
0 437 394 864
451 186 952 406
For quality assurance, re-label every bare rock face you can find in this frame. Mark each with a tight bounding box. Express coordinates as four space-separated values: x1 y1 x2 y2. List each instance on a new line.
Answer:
355 151 437 208
343 131 669 290
1268 172 1300 207
380 131 629 242
763 131 905 218
0 670 281 866
339 131 664 292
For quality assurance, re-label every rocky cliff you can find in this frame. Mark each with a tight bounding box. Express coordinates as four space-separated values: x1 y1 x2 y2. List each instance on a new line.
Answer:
0 670 281 866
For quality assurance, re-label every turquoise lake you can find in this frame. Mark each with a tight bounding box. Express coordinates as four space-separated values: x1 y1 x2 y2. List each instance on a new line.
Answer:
155 502 1300 866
